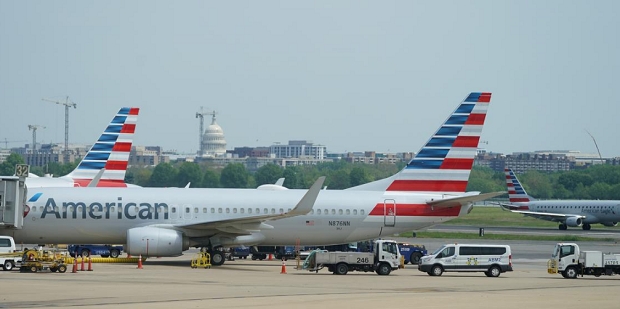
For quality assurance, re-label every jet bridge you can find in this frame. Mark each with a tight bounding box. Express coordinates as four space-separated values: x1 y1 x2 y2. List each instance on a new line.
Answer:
0 176 27 229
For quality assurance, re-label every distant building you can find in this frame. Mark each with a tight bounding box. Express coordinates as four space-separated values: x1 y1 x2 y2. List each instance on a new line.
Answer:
129 146 170 167
200 112 227 157
270 140 326 160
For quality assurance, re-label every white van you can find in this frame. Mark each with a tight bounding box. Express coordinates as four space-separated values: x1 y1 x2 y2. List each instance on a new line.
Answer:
418 244 512 277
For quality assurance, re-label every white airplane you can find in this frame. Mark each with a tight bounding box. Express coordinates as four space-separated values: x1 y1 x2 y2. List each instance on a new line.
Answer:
25 107 140 188
6 92 500 266
502 168 620 230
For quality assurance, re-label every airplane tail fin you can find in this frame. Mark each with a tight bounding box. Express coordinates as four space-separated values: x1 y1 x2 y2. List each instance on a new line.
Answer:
347 92 491 194
504 168 534 203
65 107 139 187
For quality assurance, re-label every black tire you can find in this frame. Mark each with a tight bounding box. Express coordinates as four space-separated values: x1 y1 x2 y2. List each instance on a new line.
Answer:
410 252 423 264
80 250 91 258
582 224 591 231
403 260 409 265
487 265 501 277
431 265 443 276
50 267 58 272
559 224 567 230
335 263 348 275
377 263 391 276
3 260 15 271
58 264 67 273
30 266 38 273
564 266 578 279
110 249 120 258
210 250 226 266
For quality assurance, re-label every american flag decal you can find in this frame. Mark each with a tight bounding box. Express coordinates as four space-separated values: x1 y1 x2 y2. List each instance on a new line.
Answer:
306 220 315 226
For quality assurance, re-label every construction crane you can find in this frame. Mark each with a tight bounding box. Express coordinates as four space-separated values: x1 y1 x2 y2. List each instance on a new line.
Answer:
196 107 216 157
42 96 77 161
28 125 46 151
2 139 28 149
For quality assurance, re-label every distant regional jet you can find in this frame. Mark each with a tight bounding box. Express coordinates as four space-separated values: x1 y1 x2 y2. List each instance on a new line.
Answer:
6 93 501 266
501 168 620 230
25 107 140 188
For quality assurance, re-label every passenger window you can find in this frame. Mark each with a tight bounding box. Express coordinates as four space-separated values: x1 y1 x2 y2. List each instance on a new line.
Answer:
353 209 358 215
233 208 237 214
203 208 207 213
211 208 215 213
279 208 284 214
218 208 222 213
172 207 176 213
240 208 244 214
360 210 365 215
339 209 343 215
264 208 268 214
317 209 322 215
346 209 350 215
248 208 252 214
226 208 230 213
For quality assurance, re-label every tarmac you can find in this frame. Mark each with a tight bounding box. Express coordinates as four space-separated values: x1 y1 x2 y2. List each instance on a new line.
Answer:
1 241 620 309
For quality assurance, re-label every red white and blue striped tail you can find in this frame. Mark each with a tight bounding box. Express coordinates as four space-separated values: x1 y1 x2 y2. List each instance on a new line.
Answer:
347 92 491 193
66 107 139 187
504 168 534 204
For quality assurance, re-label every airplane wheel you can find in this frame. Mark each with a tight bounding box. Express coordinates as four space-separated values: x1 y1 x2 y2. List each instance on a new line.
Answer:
210 250 225 266
559 224 567 230
582 224 591 230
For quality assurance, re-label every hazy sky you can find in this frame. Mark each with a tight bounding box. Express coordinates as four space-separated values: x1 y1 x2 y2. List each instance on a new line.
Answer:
1 1 618 156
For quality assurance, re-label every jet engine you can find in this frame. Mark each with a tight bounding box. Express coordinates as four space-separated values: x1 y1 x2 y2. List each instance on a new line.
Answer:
602 222 618 227
565 217 583 227
126 226 189 257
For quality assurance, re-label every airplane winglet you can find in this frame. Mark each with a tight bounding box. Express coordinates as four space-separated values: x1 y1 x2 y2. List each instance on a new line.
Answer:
275 178 285 186
427 191 506 208
286 176 325 216
87 168 106 187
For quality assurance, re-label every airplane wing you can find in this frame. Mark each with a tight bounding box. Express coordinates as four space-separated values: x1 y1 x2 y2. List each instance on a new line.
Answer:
427 191 506 209
87 168 106 187
176 176 325 233
506 209 586 221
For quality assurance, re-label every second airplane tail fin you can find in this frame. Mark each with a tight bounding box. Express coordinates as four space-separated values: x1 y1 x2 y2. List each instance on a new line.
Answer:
348 92 491 194
65 107 139 187
504 168 534 203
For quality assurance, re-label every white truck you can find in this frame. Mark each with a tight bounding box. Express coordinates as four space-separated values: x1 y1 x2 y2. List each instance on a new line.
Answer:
0 236 22 271
548 242 620 278
303 239 401 275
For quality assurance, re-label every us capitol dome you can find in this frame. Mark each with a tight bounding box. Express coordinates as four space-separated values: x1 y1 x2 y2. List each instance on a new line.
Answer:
201 112 227 157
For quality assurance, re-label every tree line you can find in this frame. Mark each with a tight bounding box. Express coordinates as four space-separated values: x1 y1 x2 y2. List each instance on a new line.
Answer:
5 152 620 199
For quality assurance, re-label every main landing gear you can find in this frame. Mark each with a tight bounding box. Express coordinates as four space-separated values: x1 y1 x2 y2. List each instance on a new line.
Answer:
559 223 592 230
203 246 226 266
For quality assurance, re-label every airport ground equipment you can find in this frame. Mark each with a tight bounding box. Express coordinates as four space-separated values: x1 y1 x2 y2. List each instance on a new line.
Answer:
67 244 123 258
190 251 212 269
19 248 68 273
548 243 620 278
398 243 427 264
302 239 400 275
0 235 21 271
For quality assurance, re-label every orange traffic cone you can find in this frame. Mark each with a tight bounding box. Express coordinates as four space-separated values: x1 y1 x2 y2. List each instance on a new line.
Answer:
127 253 132 258
72 258 78 273
280 258 287 274
80 257 85 271
268 253 273 261
137 254 143 269
87 256 93 271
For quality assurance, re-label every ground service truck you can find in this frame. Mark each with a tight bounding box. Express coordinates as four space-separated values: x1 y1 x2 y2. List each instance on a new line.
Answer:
548 243 620 278
303 239 400 275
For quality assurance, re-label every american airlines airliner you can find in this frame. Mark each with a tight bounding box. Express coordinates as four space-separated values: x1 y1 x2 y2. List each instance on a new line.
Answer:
502 168 620 230
6 93 498 266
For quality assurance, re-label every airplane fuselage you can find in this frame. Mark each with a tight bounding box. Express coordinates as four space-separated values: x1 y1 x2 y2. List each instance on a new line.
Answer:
527 200 620 224
6 187 470 246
